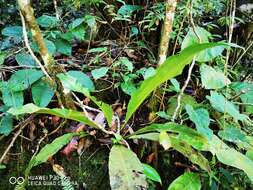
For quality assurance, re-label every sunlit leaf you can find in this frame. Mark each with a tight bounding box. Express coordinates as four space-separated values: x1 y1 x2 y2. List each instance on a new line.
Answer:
167 172 201 190
142 163 162 184
91 67 109 80
182 26 224 62
109 145 147 190
200 64 230 89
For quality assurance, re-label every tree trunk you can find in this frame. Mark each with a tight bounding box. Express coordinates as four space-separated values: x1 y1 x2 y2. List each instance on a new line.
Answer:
17 0 76 109
158 0 177 65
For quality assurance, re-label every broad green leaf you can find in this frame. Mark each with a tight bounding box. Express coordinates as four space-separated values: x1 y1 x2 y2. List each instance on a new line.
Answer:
15 52 36 66
32 79 54 107
68 18 85 29
37 15 59 28
130 123 208 150
126 42 229 123
218 127 251 150
120 74 138 95
169 136 211 173
57 73 113 126
84 15 96 28
114 57 133 72
32 39 56 55
206 91 248 121
91 67 109 80
142 163 162 184
70 25 86 41
2 82 24 107
231 82 253 114
167 94 198 116
200 64 230 89
8 103 99 129
29 133 75 168
8 69 44 91
182 27 224 62
55 39 72 56
1 26 22 37
109 145 147 190
0 115 13 136
208 135 253 182
0 51 7 65
167 172 201 190
67 70 95 91
185 104 213 140
117 5 142 16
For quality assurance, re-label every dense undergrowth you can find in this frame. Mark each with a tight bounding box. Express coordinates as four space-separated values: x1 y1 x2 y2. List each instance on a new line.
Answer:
0 0 253 189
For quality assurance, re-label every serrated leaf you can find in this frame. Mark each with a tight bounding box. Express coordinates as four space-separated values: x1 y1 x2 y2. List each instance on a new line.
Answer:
8 69 44 91
32 79 54 107
142 163 162 184
200 64 230 89
185 104 213 140
109 145 147 190
91 67 109 80
206 91 248 121
125 42 229 123
167 172 201 190
67 70 95 91
0 115 13 136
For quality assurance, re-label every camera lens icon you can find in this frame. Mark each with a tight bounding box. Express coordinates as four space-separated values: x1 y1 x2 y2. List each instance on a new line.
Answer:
9 177 25 185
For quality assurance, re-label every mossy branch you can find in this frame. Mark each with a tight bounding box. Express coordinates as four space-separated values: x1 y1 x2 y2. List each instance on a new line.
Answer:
17 0 75 109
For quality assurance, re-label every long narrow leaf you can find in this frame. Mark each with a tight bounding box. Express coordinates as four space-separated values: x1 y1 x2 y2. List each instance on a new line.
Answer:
8 103 99 128
125 42 229 123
